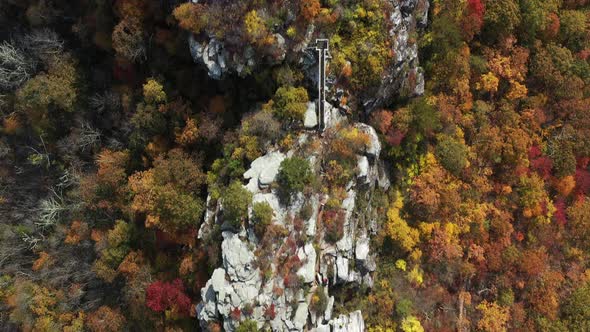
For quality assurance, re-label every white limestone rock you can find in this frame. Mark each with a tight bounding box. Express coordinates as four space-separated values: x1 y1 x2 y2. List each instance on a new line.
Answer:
336 190 356 254
355 236 370 261
355 123 381 159
324 102 344 129
293 302 309 330
363 274 374 288
297 243 317 284
313 324 331 332
357 155 369 181
331 310 365 332
197 282 218 324
244 151 286 191
305 102 318 129
335 255 349 282
324 296 335 321
221 233 258 282
210 268 227 298
306 194 320 237
273 34 287 61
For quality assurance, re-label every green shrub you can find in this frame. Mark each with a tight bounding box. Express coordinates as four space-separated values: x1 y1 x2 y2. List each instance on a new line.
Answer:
396 298 414 318
251 201 274 238
435 134 468 176
223 181 253 228
277 156 312 204
299 201 313 221
562 282 590 331
411 97 440 136
272 86 309 122
559 9 588 51
236 319 258 332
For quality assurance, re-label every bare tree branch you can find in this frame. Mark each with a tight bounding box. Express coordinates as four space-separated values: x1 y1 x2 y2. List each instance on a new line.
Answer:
0 42 31 90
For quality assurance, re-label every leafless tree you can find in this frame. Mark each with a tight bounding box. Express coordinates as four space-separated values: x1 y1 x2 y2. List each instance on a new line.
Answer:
89 91 121 113
69 121 101 152
20 29 64 59
56 167 80 190
57 121 102 164
20 232 44 250
0 42 32 90
35 189 68 228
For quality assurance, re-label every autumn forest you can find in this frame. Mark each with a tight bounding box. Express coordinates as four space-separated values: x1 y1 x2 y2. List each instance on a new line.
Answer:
1 0 590 331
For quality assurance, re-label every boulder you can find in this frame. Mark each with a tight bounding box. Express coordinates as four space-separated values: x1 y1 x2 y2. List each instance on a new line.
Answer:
313 324 331 332
200 39 225 80
244 151 286 191
335 255 349 282
355 236 370 261
197 282 218 324
348 310 365 332
221 233 258 282
415 67 425 95
324 102 344 129
258 154 285 188
293 302 309 330
348 271 362 283
305 194 320 237
357 155 369 180
210 268 227 297
297 243 317 283
377 160 391 190
273 33 287 62
331 311 365 332
363 274 374 288
324 296 335 321
364 254 377 272
355 123 381 159
304 102 318 129
336 189 356 254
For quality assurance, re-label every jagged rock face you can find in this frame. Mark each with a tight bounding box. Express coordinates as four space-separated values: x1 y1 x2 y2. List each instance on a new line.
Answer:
191 1 428 328
296 243 316 284
196 110 387 331
188 31 285 79
363 0 430 112
187 0 429 109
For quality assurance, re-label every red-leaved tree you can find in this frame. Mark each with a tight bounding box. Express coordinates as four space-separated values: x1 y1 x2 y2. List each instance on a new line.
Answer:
462 0 485 40
529 145 553 180
146 279 192 318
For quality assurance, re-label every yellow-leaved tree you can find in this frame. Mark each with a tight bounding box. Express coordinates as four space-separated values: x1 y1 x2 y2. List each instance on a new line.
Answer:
386 192 421 258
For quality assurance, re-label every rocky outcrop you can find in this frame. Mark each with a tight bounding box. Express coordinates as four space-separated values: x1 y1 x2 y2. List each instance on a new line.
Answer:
304 100 345 131
363 0 430 112
196 110 388 330
244 151 286 192
188 32 286 79
192 1 428 329
330 311 365 332
197 233 263 331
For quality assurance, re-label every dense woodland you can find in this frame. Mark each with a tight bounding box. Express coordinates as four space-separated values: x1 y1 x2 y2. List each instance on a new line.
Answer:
0 0 590 331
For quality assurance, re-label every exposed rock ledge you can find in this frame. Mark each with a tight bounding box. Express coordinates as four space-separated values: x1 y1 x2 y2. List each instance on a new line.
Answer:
196 109 388 331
